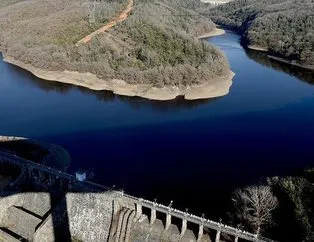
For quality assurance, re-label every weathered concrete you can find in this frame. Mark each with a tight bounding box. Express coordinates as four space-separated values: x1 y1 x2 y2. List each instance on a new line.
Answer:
181 229 197 241
0 228 20 242
0 193 51 221
198 224 204 241
1 206 41 240
166 212 171 230
128 214 211 242
215 230 221 242
34 192 116 242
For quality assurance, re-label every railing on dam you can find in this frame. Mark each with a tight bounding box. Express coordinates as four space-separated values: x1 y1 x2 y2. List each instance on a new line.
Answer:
0 151 110 192
0 151 275 242
122 194 274 242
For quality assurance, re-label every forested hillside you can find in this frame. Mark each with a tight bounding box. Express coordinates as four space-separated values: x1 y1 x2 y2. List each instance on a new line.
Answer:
208 0 314 68
0 0 230 88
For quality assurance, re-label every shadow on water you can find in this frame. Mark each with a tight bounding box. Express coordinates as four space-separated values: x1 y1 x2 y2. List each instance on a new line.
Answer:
6 63 219 112
245 49 314 84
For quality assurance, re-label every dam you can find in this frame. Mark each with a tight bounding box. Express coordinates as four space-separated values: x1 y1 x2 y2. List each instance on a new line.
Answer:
0 150 273 242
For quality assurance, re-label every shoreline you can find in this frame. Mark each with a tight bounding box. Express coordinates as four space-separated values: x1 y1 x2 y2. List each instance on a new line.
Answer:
208 19 314 71
197 27 225 39
3 47 234 101
267 55 314 71
247 45 313 71
247 45 268 52
2 27 234 101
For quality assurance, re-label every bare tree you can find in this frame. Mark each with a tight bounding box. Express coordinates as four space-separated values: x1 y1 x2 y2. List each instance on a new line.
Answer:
232 185 278 235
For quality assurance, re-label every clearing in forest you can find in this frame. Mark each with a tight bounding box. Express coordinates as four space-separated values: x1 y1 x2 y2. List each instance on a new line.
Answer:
76 0 134 45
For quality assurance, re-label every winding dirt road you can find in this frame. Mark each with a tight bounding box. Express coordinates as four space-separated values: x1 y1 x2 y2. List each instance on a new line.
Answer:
76 0 134 45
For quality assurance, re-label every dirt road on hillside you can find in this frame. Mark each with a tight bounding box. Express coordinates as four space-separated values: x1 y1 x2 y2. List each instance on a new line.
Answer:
76 0 134 45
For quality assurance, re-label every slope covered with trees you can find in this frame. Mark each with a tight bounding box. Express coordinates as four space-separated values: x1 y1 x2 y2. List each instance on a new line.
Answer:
0 0 230 88
208 0 314 68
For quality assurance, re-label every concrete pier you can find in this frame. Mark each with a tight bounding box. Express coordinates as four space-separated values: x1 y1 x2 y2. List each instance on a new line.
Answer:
135 202 142 220
215 230 221 242
181 216 187 236
150 205 156 225
165 212 171 230
197 224 204 241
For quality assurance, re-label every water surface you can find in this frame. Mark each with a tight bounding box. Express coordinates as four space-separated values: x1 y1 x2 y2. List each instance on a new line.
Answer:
1 31 313 219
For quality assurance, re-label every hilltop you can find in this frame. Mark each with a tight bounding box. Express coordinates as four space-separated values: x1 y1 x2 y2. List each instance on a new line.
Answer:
0 0 234 100
207 0 314 69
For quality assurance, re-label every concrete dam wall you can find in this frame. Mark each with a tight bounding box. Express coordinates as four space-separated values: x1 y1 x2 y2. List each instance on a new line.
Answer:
0 151 274 242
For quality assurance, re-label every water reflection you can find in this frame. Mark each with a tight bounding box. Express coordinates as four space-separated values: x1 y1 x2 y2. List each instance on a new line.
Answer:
6 63 218 111
245 50 314 84
7 64 73 94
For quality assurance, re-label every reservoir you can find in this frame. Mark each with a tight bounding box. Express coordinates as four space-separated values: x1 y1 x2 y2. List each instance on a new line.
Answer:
0 31 313 220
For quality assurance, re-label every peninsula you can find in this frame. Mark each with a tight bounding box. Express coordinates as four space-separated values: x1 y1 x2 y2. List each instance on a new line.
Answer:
0 0 234 100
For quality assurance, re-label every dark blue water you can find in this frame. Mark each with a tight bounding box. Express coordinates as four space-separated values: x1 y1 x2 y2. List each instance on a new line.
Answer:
1 32 313 219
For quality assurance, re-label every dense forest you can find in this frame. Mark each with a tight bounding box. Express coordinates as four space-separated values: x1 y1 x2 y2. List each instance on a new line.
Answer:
0 0 230 87
207 0 314 68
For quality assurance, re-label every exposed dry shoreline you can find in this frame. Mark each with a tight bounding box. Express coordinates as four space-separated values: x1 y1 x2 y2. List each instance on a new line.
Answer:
247 45 268 52
268 55 314 71
197 28 225 39
247 45 314 70
2 28 234 101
